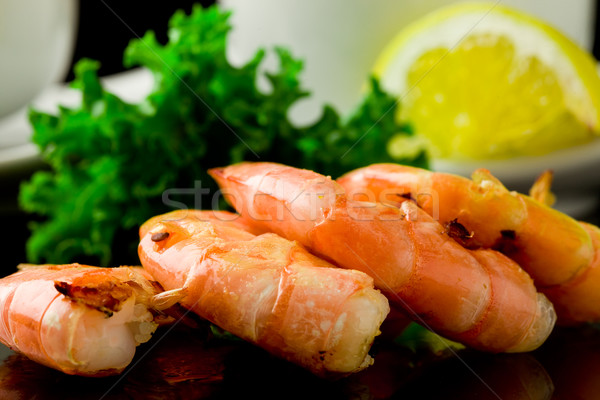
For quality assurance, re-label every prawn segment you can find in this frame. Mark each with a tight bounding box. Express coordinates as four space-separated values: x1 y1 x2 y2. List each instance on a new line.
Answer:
463 250 555 352
543 223 600 324
338 164 593 287
209 162 555 352
506 194 594 287
138 210 390 376
0 264 177 376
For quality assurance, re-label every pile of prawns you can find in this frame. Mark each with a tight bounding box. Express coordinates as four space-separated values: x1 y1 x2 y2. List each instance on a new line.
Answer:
2 161 599 378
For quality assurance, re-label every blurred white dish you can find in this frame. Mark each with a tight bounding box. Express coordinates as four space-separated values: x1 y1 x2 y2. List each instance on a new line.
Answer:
0 0 78 118
0 68 154 172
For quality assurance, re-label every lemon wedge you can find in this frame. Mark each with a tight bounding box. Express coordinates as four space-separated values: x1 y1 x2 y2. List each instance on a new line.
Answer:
374 2 600 160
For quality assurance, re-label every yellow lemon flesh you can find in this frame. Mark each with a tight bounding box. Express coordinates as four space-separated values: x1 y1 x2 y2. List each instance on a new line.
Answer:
374 3 600 160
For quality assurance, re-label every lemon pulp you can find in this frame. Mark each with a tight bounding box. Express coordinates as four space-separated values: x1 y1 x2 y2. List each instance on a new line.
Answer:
375 3 600 160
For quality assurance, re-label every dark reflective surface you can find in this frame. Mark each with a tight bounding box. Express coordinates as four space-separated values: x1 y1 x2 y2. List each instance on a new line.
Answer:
395 352 553 400
0 324 403 400
4 323 600 399
535 326 600 400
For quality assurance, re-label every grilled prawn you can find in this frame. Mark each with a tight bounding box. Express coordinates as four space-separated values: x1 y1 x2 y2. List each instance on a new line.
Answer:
338 164 599 324
138 210 390 377
0 264 182 376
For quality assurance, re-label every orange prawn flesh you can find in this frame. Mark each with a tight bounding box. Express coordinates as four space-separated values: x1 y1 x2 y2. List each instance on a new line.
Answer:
0 264 182 376
337 164 593 287
138 210 390 377
542 223 600 323
209 162 555 353
338 164 598 325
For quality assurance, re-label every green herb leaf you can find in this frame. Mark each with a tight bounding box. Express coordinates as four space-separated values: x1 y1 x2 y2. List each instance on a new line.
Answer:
395 323 465 354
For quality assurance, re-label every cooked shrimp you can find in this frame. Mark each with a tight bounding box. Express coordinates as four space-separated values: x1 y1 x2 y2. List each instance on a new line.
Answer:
138 210 390 377
0 264 183 376
525 172 600 323
209 162 556 353
540 222 600 324
338 164 598 325
337 164 593 287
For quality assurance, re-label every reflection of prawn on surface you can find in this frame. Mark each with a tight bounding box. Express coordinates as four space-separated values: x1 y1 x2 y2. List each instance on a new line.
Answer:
397 352 554 400
338 164 600 325
0 264 185 376
537 325 600 400
209 162 556 353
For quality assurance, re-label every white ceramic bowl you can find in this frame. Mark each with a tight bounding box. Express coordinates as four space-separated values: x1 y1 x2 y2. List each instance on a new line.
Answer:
0 0 78 118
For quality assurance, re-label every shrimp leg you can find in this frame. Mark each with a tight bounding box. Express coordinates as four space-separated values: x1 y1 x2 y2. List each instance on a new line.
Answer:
338 163 598 324
138 210 390 377
0 264 182 376
209 162 555 353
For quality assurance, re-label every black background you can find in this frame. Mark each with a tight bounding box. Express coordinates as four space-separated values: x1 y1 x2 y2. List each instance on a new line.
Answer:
66 0 216 80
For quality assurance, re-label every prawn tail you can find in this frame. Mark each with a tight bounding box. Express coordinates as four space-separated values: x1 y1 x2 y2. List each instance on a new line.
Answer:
529 170 556 207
